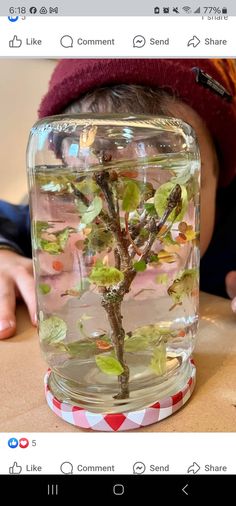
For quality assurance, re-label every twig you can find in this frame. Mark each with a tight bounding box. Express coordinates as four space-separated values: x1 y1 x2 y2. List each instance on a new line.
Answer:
95 172 117 217
101 292 129 399
114 247 121 270
93 171 130 268
72 173 182 400
125 212 143 256
71 183 90 207
93 169 133 398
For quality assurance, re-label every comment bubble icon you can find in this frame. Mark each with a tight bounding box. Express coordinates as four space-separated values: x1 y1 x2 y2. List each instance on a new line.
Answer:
60 35 73 48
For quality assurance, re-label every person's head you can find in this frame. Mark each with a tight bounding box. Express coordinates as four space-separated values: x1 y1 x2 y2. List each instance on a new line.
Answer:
39 59 236 256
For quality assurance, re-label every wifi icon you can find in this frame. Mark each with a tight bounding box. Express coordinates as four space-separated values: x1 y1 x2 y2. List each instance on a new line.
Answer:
182 6 192 13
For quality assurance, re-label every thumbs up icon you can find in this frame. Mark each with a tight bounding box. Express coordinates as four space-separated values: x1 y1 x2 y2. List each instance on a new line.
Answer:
9 35 22 48
9 462 22 474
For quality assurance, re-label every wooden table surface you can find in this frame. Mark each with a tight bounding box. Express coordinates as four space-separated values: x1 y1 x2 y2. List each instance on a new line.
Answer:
0 292 236 432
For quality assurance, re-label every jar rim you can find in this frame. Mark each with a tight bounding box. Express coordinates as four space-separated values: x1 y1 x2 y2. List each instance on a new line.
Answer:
31 112 195 138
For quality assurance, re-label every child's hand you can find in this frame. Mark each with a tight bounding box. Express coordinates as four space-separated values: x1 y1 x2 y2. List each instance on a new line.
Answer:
0 249 36 339
225 271 236 312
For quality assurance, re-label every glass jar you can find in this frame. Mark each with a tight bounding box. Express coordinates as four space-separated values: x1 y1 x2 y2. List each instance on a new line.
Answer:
27 114 200 417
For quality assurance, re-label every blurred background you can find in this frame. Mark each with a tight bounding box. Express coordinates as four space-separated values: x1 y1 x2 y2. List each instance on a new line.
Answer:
0 59 56 203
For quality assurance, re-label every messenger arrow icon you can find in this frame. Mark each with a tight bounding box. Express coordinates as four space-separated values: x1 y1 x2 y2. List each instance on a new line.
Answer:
187 35 201 48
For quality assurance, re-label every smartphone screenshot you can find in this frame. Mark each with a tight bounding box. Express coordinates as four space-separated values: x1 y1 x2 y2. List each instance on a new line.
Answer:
0 0 235 499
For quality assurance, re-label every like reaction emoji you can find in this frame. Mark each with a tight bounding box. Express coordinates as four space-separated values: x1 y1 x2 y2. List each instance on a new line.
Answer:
8 438 18 449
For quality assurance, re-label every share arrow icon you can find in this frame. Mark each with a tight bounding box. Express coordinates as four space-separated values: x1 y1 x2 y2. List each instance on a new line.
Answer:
187 35 201 47
187 461 201 474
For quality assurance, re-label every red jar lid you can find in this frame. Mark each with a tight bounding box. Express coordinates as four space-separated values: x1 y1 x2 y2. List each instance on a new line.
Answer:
44 359 196 431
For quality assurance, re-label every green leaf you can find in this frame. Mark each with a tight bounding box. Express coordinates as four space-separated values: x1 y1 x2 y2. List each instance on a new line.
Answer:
37 172 75 193
65 340 96 357
93 260 103 268
139 228 149 240
41 182 62 193
167 268 198 304
150 342 166 376
154 182 188 222
144 203 158 217
33 220 51 235
86 223 114 253
124 325 173 356
130 324 164 345
77 314 93 338
39 316 67 344
113 180 125 199
149 254 158 263
128 211 141 226
186 175 199 201
38 283 51 295
136 181 155 201
156 273 169 285
122 181 141 212
57 228 70 250
133 260 147 272
95 355 124 375
161 232 177 246
61 288 81 297
124 335 149 352
80 313 93 322
38 226 73 254
73 178 100 196
171 167 192 185
81 196 102 225
40 240 62 255
32 221 52 249
75 199 88 214
89 264 124 287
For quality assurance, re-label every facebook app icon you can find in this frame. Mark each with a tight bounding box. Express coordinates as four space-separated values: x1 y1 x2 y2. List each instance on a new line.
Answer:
8 438 18 448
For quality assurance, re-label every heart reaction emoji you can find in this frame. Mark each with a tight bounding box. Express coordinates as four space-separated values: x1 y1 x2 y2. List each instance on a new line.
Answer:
19 438 29 449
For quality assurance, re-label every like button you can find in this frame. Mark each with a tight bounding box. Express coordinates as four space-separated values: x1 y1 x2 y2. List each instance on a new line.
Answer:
9 35 22 48
9 462 22 474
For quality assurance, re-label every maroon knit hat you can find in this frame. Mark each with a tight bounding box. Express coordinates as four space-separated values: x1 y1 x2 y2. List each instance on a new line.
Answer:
38 59 236 186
